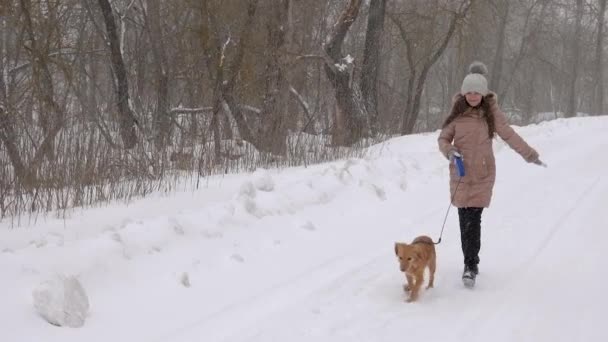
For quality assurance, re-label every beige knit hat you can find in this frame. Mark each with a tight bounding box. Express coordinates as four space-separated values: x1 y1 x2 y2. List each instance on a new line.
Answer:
460 61 488 96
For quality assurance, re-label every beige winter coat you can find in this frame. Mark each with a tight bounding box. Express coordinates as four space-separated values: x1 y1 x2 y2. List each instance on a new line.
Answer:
438 93 539 208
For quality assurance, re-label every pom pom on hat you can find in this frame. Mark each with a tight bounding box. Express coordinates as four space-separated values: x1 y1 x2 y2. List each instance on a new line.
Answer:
461 61 489 96
468 61 488 75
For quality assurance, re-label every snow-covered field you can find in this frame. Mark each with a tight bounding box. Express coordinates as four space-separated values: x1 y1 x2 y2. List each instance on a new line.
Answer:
1 116 607 342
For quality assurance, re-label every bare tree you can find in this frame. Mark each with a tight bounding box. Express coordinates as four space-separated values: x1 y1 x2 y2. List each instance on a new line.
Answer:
20 0 65 168
565 0 584 118
360 0 387 134
145 0 170 149
594 0 607 116
208 0 260 152
97 0 138 148
0 5 28 185
489 0 509 94
198 0 225 163
323 0 370 146
2 0 607 218
257 0 290 156
497 0 550 103
394 0 473 135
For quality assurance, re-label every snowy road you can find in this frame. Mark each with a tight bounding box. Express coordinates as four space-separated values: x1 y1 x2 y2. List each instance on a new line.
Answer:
2 117 607 342
161 118 608 342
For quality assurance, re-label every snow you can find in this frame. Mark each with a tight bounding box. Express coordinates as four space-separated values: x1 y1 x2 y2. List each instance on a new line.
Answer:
32 275 89 328
335 54 355 72
1 116 607 342
344 54 354 64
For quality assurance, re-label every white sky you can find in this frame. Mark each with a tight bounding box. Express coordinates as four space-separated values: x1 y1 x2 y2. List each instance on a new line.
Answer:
1 116 607 342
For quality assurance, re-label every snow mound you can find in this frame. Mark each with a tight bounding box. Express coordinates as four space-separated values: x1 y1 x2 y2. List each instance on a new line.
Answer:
32 274 90 328
253 169 275 192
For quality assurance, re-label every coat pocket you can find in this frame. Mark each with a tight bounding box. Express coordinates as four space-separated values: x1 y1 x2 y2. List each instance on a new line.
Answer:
476 155 496 180
478 157 490 179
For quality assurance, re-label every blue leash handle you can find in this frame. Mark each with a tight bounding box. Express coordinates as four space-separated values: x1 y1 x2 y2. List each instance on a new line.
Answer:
454 156 465 177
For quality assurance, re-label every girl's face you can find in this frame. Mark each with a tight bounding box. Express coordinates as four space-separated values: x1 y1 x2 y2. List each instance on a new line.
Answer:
464 92 483 107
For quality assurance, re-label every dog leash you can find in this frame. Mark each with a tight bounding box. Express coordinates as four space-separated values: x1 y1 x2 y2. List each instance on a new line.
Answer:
434 178 461 245
434 156 464 245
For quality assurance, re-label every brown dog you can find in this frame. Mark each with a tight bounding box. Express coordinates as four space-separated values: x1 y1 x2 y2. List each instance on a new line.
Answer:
394 235 436 302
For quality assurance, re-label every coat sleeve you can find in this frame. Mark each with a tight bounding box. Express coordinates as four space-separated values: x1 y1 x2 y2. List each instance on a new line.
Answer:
438 122 456 159
488 94 539 163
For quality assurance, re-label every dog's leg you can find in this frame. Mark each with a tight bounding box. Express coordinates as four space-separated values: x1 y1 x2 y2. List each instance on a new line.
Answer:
404 274 414 292
427 256 436 289
406 273 423 302
406 281 421 302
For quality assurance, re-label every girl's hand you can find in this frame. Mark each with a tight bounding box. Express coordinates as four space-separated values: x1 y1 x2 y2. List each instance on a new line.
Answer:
448 149 462 162
532 158 547 167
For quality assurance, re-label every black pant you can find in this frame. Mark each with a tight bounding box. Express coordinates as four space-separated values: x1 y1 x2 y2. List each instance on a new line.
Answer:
458 207 483 267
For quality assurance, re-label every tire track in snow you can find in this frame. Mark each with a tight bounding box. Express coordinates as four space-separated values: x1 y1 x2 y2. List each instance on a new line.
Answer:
154 199 448 342
524 176 601 264
217 205 467 341
153 246 388 342
459 175 604 341
219 253 402 342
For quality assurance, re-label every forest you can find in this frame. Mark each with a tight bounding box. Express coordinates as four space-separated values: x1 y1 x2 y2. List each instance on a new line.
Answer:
0 0 604 219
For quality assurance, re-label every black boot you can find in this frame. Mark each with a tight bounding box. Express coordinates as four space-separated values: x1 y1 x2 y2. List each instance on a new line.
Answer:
469 264 479 275
458 208 483 265
462 265 477 288
458 207 483 288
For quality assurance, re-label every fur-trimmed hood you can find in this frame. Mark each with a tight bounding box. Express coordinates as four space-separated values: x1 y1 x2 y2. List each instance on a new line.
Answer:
451 91 498 106
444 92 498 139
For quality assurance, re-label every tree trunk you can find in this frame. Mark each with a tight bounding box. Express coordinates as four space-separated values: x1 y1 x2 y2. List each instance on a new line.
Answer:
595 0 606 116
400 0 472 135
0 108 30 186
97 0 138 149
323 0 370 146
18 0 68 183
490 0 509 94
258 0 289 156
199 0 259 151
1 10 32 183
389 13 415 133
146 0 170 149
360 0 386 135
210 72 223 164
220 0 259 148
497 0 549 102
565 0 583 118
199 0 222 162
523 63 537 124
0 15 20 178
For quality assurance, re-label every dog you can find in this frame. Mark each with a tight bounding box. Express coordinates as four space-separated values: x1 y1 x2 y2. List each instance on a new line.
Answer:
394 235 436 302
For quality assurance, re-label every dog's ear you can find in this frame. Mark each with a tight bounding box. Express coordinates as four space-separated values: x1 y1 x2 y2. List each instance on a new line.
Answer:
394 242 407 255
415 250 423 260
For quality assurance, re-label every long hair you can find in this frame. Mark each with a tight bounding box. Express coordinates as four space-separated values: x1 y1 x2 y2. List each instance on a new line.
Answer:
442 95 495 138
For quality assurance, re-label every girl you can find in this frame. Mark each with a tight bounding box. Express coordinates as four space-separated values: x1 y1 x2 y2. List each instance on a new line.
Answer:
438 62 543 287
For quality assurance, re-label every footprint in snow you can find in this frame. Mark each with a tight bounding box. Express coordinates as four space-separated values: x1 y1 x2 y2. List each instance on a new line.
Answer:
170 218 185 235
300 220 317 231
230 253 245 263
